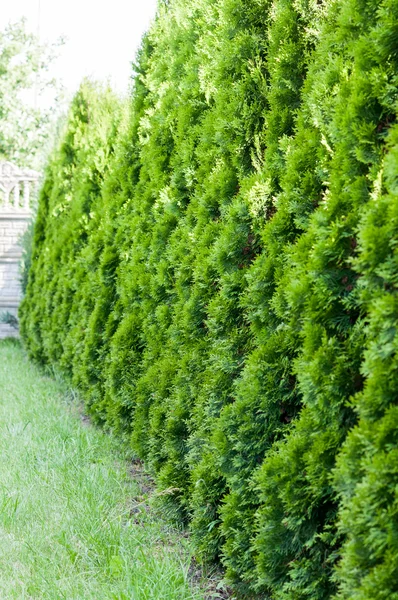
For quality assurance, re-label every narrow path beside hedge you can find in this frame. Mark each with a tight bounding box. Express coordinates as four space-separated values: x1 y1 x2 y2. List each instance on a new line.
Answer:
0 339 202 599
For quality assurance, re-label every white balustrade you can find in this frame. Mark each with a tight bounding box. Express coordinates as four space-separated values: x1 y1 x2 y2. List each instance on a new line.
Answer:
0 161 40 213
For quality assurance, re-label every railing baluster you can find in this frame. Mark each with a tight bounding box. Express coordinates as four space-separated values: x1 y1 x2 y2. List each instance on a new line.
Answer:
23 181 30 211
4 188 10 210
14 183 20 209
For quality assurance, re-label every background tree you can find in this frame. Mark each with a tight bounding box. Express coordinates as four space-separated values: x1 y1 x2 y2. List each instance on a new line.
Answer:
0 18 64 169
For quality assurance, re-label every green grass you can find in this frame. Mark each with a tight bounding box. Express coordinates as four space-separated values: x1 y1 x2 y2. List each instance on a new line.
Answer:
0 339 203 600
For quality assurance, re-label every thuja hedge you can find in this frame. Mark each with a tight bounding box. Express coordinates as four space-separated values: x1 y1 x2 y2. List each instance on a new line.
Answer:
20 0 398 597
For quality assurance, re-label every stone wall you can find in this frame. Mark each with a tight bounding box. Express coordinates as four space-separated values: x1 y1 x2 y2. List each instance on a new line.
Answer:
0 162 39 339
0 212 31 338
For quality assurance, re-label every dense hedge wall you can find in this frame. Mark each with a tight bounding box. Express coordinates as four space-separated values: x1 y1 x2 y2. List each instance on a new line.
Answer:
20 0 398 597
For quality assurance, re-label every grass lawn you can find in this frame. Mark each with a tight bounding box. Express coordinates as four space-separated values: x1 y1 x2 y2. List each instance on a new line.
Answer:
0 339 203 599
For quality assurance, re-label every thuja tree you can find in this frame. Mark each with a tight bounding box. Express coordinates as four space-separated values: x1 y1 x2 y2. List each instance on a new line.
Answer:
332 1 398 595
20 0 398 598
19 81 122 363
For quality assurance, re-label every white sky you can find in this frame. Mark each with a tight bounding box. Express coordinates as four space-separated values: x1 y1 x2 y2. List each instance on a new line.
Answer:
0 0 158 98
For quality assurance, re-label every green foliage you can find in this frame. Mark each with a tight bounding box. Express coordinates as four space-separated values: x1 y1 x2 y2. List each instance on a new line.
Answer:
20 0 398 598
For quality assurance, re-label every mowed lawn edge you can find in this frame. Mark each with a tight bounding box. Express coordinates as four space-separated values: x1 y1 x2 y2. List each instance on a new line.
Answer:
0 339 204 600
